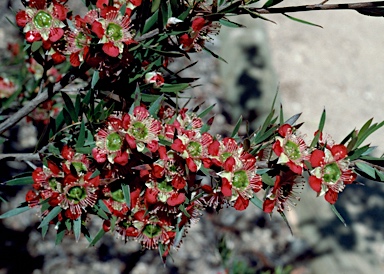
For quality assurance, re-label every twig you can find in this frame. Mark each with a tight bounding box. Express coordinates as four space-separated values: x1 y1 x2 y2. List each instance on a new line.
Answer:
250 1 384 14
0 153 40 162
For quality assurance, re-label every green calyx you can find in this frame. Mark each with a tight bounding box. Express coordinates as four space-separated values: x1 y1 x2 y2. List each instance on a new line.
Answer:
323 163 341 183
187 141 202 157
130 121 148 140
33 11 53 29
111 189 125 203
106 132 123 152
142 224 162 239
284 140 301 160
106 23 123 41
67 186 86 203
75 32 87 48
220 152 232 163
158 181 173 192
232 170 249 189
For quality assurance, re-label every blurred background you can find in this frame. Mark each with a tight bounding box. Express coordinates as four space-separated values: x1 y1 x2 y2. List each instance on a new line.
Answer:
1 1 384 273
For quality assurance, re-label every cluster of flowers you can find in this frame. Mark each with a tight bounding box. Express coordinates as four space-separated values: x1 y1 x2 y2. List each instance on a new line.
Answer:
15 0 216 69
25 102 358 254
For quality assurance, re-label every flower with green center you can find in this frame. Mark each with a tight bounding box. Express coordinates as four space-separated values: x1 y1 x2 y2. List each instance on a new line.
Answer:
16 2 67 43
125 106 162 153
309 145 357 204
273 124 310 175
60 172 99 218
218 152 262 211
92 9 133 57
106 132 123 152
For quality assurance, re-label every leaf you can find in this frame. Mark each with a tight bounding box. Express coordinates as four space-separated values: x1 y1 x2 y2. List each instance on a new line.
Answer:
203 46 227 63
262 173 275 186
88 228 106 247
148 95 164 117
330 204 347 227
38 206 62 229
61 92 78 122
355 161 376 179
76 121 86 149
219 18 245 28
31 41 43 52
160 83 190 92
285 113 302 126
5 176 34 186
91 71 99 89
198 104 216 119
55 228 65 244
0 205 30 219
143 10 159 34
250 194 263 210
263 0 284 8
74 217 81 242
283 13 323 28
122 184 131 209
279 211 293 235
356 7 384 17
231 116 242 138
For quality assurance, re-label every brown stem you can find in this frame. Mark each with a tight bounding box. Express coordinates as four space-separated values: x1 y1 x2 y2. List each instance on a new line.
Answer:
249 1 384 14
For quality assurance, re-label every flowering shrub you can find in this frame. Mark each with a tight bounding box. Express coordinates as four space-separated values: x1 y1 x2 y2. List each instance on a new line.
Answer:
1 0 384 262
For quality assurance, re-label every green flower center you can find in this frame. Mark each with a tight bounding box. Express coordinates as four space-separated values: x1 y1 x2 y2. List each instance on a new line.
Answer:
75 32 87 48
323 163 341 183
72 162 87 174
232 170 249 189
106 132 123 152
67 186 86 203
142 224 162 239
49 178 58 190
106 23 123 41
284 140 301 160
111 189 125 203
158 181 173 192
33 11 53 29
130 121 148 140
187 141 202 157
220 152 232 163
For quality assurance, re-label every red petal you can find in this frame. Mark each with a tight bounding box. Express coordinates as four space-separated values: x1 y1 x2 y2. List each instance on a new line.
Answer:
70 52 81 67
96 0 109 8
234 195 249 211
122 113 130 130
16 11 28 27
221 178 232 197
167 192 186 206
102 42 120 57
171 138 185 153
191 17 206 32
92 21 104 39
145 188 158 204
286 161 303 175
331 144 348 161
49 28 64 42
278 124 292 137
48 160 61 175
310 149 325 167
186 157 197 172
308 175 322 192
171 175 186 189
125 134 137 149
26 31 41 43
52 52 66 64
114 151 129 166
272 141 283 157
53 4 68 21
325 190 338 204
263 198 276 213
223 156 236 172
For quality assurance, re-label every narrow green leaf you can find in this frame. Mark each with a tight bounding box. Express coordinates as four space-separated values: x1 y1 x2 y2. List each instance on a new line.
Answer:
198 104 216 118
262 173 275 186
0 205 30 219
134 84 141 107
279 211 293 235
330 204 347 227
88 228 106 247
55 228 65 244
42 222 49 239
91 71 99 89
250 194 263 210
279 104 284 126
231 116 242 138
219 18 245 28
160 83 189 92
5 176 34 186
61 92 78 122
74 217 81 242
148 95 164 117
263 0 284 8
31 41 43 52
355 161 376 178
357 118 373 140
311 109 326 147
203 46 227 63
76 121 86 149
283 13 323 28
38 206 62 229
285 113 302 126
376 170 384 182
122 184 131 209
143 10 159 34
